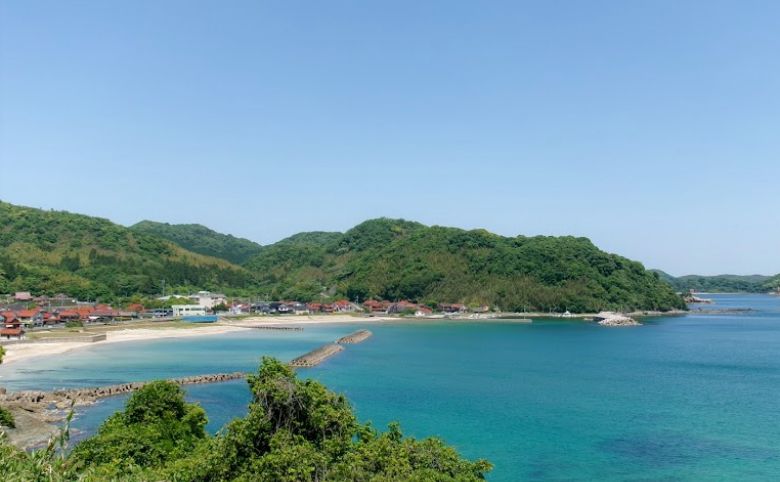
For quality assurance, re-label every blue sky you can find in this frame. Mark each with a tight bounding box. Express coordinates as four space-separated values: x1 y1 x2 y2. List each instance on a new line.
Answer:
1 1 778 275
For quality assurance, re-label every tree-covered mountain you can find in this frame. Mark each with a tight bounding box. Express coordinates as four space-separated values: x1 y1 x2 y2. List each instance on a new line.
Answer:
245 218 685 312
652 270 775 293
0 202 255 300
0 203 690 311
130 220 262 264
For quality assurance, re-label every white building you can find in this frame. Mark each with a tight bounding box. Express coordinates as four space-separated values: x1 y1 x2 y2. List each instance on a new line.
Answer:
189 291 227 309
172 305 207 317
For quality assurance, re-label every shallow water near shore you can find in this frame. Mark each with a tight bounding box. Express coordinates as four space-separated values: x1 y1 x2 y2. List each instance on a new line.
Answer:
2 294 780 481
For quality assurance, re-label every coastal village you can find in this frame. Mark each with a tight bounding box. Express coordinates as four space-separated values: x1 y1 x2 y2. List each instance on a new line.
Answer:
0 289 493 341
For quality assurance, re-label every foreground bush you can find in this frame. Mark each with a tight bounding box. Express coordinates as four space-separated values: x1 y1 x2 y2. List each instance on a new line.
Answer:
0 357 491 481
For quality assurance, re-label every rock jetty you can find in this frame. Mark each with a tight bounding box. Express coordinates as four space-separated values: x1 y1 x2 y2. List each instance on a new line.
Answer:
336 329 372 344
0 372 246 449
594 312 640 327
289 344 344 367
1 372 247 410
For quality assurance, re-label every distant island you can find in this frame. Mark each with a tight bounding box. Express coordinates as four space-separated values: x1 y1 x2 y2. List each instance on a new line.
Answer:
652 270 780 294
0 201 685 313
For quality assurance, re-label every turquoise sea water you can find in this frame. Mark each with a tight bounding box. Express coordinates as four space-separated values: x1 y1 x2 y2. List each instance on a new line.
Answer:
2 294 779 481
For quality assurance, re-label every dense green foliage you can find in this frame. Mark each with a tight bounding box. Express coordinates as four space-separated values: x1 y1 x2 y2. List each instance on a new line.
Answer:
0 202 255 300
68 381 207 476
0 358 490 481
131 220 263 264
0 407 14 429
245 218 686 312
766 274 780 292
653 270 777 293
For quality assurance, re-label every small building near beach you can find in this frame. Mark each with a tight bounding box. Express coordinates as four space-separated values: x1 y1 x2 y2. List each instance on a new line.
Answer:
17 308 44 328
1 314 24 339
189 291 227 309
172 305 207 317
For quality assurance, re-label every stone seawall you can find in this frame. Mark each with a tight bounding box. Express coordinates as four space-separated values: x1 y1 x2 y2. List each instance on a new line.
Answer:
336 329 372 344
232 325 303 331
0 333 107 346
0 372 247 409
289 344 344 367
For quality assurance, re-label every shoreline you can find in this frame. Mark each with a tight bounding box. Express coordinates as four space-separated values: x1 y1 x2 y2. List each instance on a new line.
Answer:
1 325 251 366
0 311 686 366
0 315 394 366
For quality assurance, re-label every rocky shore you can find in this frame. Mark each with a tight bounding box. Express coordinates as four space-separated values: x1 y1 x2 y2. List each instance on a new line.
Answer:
594 312 641 327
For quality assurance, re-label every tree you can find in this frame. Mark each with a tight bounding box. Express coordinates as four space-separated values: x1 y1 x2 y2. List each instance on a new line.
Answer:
67 381 207 475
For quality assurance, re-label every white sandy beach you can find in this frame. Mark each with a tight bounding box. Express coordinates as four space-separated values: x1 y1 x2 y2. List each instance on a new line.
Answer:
0 315 396 366
1 325 250 366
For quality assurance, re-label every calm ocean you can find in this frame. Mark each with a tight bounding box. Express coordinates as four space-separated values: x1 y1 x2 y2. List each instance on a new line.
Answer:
2 294 779 481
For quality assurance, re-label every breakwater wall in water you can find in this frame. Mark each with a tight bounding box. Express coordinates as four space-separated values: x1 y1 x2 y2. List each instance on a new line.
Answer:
288 329 371 367
232 325 303 331
0 333 107 346
336 329 372 344
0 372 247 408
289 343 344 367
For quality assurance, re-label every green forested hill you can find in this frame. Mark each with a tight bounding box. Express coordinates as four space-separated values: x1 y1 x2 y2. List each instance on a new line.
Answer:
0 202 255 300
245 218 685 312
0 203 689 311
766 274 780 290
131 220 263 264
652 270 775 293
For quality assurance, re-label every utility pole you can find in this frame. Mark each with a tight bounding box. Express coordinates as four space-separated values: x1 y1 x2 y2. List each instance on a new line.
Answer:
161 279 166 298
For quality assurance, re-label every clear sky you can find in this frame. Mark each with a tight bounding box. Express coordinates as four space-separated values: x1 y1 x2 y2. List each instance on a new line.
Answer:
1 1 778 276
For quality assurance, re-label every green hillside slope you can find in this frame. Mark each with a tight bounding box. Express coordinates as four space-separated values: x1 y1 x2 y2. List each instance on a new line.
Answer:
0 202 254 300
131 220 262 264
245 218 685 312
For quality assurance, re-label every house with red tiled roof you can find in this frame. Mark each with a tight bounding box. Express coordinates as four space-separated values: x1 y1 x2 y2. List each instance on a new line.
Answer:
55 309 81 321
387 300 419 314
363 299 390 313
332 300 352 312
17 308 44 328
76 306 95 320
14 291 33 302
1 313 24 339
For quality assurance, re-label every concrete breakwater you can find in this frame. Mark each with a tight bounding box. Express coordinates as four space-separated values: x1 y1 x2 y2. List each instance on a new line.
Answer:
0 333 107 346
289 344 344 367
336 329 372 344
0 372 247 409
232 325 303 331
56 372 247 404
